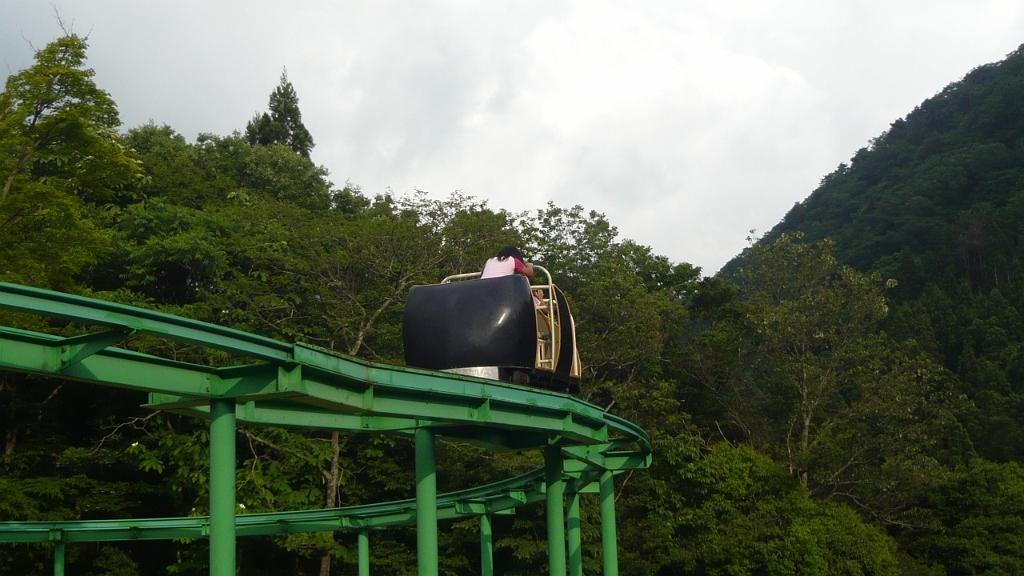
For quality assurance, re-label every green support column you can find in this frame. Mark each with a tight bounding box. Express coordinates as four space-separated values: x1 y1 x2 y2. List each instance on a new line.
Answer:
358 530 370 576
209 398 237 576
545 445 567 576
53 541 65 576
599 471 618 576
480 514 494 576
415 427 438 576
567 490 582 576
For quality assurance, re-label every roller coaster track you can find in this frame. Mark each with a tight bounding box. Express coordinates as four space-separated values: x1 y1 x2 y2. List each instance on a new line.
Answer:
0 282 650 576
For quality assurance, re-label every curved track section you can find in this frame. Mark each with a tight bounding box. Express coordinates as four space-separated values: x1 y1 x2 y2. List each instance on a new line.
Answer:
0 282 650 567
0 468 550 543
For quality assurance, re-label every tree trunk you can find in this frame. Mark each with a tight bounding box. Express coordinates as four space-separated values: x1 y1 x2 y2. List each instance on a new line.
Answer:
3 380 16 456
1 150 32 207
318 430 341 576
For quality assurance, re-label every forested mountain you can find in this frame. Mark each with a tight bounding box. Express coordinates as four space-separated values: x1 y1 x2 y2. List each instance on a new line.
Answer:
4 31 1024 576
729 43 1024 464
717 42 1024 573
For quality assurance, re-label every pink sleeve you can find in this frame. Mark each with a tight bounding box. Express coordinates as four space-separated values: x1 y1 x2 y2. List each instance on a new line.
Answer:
513 258 525 273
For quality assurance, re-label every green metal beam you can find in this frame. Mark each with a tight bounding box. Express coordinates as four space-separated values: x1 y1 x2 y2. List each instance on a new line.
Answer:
0 467 551 543
0 287 650 452
0 326 640 452
0 282 653 576
0 327 213 396
58 329 134 368
151 384 617 450
358 530 370 576
567 490 582 576
546 445 567 576
480 514 493 576
600 471 618 576
151 398 421 433
0 282 293 362
209 399 236 576
296 371 612 446
416 428 438 576
53 541 64 576
563 450 652 473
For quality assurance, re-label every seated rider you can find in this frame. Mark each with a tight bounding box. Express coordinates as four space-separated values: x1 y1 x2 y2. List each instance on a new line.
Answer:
481 246 544 309
481 246 534 279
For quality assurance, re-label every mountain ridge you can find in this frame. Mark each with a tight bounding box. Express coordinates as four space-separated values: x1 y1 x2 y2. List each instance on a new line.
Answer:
721 41 1024 463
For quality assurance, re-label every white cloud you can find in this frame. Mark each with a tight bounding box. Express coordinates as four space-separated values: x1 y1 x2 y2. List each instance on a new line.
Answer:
2 0 1023 272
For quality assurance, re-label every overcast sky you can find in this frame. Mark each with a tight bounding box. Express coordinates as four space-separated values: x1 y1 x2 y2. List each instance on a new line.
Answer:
3 2 1024 273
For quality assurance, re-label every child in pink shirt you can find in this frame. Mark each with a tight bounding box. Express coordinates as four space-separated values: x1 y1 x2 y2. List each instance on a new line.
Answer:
481 247 544 308
481 246 534 279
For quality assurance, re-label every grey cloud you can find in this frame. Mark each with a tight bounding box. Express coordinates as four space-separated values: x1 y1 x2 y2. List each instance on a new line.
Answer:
3 1 1023 273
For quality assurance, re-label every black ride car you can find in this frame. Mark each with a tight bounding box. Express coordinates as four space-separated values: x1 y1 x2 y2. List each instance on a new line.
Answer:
402 266 581 393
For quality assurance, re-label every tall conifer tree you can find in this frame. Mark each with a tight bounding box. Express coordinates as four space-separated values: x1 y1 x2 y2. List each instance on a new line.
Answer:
246 69 314 157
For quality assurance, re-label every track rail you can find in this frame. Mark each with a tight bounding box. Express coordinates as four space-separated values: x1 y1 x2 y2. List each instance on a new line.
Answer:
0 282 650 574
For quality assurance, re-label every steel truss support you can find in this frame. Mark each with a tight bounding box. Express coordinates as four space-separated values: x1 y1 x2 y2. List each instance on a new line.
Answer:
480 514 494 576
546 445 567 576
416 427 438 576
358 530 370 576
0 282 653 576
567 489 582 576
209 399 237 576
53 541 65 576
599 471 618 576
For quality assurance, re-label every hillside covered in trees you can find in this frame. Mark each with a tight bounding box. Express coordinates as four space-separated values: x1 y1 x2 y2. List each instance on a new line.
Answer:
737 43 1024 475
719 42 1024 574
3 32 1024 576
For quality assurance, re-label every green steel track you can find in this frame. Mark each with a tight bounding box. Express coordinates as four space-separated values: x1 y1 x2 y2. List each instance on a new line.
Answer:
0 282 650 576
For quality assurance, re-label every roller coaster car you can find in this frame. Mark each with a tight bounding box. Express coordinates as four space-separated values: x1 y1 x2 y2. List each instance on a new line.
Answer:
403 266 582 394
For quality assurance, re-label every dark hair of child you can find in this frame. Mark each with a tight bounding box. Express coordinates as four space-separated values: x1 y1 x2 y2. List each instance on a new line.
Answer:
495 246 524 262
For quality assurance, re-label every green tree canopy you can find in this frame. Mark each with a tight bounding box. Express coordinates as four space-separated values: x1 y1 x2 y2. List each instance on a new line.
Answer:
11 25 1024 576
245 69 314 158
0 33 139 290
722 43 1024 467
686 233 966 529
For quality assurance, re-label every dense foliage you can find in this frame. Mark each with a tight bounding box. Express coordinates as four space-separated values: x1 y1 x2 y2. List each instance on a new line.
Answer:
723 41 1024 573
740 40 1024 398
246 70 315 159
3 32 1024 575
